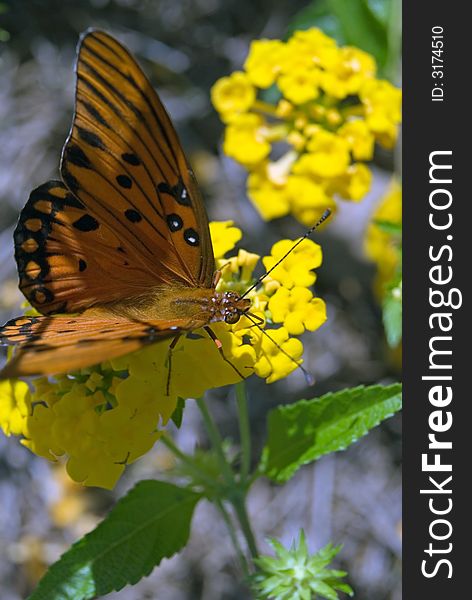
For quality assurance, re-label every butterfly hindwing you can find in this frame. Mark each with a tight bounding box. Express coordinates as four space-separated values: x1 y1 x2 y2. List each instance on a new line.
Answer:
61 29 215 290
0 313 203 378
14 180 172 315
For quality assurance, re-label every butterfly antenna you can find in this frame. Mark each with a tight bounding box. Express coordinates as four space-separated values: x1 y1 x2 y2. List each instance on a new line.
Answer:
245 313 315 386
240 209 332 300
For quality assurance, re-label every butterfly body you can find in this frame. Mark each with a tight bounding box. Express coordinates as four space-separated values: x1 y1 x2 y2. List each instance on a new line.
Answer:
0 30 251 379
92 286 250 325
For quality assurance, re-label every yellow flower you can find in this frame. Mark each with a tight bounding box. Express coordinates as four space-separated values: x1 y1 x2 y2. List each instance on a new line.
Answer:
209 221 242 259
275 99 294 119
321 46 376 98
329 163 372 201
285 28 338 71
67 448 125 490
361 79 402 148
211 28 402 226
0 379 30 436
338 120 375 161
23 402 63 459
284 174 335 227
269 287 327 335
217 248 261 292
278 67 320 105
365 180 402 295
20 366 172 489
244 39 286 88
294 130 350 178
247 169 290 220
251 327 304 384
262 238 322 289
223 113 271 166
1 220 328 488
211 71 256 120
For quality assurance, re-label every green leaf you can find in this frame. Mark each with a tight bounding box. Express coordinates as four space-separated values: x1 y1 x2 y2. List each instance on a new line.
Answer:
261 384 402 483
365 0 393 26
29 481 201 600
171 397 186 429
383 283 402 347
328 0 389 67
287 0 346 43
373 219 402 236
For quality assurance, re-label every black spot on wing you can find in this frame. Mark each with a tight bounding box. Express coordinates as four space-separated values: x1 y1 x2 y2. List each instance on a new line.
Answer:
73 214 100 232
64 144 91 169
77 126 105 149
177 182 191 206
62 168 80 195
121 152 141 166
124 209 142 223
157 178 191 207
31 287 55 305
184 228 199 246
116 174 132 189
78 259 87 272
157 182 173 195
167 214 183 232
81 100 111 128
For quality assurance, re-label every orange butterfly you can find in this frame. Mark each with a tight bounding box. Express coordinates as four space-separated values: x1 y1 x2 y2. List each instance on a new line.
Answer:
0 29 251 380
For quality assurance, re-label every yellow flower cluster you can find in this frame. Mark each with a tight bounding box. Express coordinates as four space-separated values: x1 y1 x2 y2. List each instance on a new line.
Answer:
211 28 402 226
364 179 402 296
0 222 327 489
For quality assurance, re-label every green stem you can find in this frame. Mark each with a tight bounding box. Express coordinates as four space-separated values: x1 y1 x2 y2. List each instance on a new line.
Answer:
196 396 234 487
162 433 250 575
235 381 251 484
231 491 259 560
196 395 258 564
215 498 250 577
253 99 279 116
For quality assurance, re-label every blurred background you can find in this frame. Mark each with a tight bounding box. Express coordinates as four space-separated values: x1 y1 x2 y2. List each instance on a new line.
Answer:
0 1 401 598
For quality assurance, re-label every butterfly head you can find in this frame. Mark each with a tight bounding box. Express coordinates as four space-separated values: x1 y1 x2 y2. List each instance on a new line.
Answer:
212 291 251 325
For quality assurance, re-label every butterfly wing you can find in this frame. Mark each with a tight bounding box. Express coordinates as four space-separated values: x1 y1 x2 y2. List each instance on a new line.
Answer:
62 29 215 286
15 180 173 314
16 29 215 317
0 313 205 378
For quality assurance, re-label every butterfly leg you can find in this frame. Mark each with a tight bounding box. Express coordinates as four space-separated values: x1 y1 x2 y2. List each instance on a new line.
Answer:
212 270 222 287
212 261 233 287
166 334 181 396
203 326 246 381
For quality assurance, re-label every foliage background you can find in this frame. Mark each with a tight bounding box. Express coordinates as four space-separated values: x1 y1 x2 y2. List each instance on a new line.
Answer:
0 1 401 598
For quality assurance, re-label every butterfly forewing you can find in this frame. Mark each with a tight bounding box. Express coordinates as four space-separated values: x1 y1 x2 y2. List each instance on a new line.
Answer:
61 29 215 288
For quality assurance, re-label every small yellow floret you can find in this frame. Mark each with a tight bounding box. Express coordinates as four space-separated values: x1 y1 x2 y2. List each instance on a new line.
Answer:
211 71 256 120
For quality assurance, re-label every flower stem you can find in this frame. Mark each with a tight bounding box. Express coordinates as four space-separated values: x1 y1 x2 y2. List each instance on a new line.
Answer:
214 498 250 577
196 394 259 563
230 490 259 560
235 381 251 484
196 396 234 488
253 99 279 116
